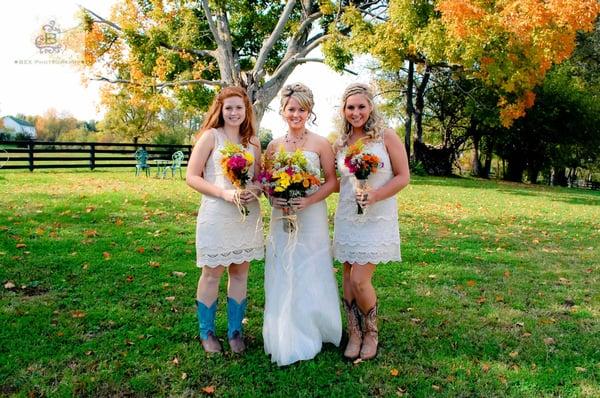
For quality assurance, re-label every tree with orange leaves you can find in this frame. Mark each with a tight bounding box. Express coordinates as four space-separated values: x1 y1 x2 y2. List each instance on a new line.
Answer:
436 0 600 126
342 0 599 130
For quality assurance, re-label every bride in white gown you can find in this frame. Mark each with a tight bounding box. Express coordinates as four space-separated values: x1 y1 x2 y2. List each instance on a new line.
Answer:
263 83 342 366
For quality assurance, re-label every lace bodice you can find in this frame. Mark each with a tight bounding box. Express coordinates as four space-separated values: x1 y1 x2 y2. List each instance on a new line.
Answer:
203 129 256 194
335 139 396 223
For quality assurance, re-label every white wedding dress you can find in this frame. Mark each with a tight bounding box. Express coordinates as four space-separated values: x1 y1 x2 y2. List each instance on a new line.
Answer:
263 151 342 366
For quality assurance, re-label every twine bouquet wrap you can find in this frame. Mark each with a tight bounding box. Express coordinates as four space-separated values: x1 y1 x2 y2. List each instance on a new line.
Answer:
219 142 255 219
259 148 321 233
343 139 383 214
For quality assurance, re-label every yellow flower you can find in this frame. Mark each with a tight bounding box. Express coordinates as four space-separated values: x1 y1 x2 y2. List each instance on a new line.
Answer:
292 172 303 183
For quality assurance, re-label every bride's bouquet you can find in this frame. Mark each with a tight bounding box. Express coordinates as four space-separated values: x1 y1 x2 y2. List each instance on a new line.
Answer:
259 148 321 232
220 142 254 217
344 139 382 214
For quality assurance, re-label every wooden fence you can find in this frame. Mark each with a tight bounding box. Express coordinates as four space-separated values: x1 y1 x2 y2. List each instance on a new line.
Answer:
0 140 192 171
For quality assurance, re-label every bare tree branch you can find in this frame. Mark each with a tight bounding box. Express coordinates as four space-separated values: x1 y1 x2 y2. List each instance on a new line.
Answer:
80 6 122 32
161 43 216 60
253 0 297 76
294 11 323 41
299 34 328 57
93 76 225 88
294 58 358 75
199 0 220 44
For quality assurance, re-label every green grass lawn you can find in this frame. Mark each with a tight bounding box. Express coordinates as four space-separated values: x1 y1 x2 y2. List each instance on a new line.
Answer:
1 170 599 397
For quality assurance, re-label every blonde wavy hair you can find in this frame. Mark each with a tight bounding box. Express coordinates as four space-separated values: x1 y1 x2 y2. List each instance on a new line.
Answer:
335 83 385 151
279 82 317 124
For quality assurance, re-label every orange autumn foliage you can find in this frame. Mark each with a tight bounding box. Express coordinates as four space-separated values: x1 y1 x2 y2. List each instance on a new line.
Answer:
437 0 600 126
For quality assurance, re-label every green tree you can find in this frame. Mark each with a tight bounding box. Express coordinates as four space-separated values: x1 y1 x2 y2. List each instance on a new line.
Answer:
77 0 380 124
341 0 599 161
258 128 273 151
97 88 163 142
34 109 80 142
495 65 600 183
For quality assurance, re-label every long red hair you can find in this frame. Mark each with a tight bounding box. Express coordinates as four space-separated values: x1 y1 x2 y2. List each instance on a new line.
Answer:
197 86 257 147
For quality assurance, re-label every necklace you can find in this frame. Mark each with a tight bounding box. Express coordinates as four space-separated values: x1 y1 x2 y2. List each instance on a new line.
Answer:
284 130 307 149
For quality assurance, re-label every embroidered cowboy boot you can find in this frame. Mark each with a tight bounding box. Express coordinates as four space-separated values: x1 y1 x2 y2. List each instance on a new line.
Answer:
359 304 378 360
343 300 362 360
227 297 247 354
196 300 222 353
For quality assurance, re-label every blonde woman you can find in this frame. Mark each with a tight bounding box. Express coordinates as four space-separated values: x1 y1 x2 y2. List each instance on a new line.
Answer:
262 83 342 366
333 83 410 360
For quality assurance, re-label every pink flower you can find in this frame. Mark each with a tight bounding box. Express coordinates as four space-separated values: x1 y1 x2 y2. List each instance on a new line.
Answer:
257 170 272 184
227 155 247 170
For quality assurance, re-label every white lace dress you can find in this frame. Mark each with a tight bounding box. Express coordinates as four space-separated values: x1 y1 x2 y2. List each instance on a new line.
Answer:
263 151 342 366
195 130 264 267
333 139 401 265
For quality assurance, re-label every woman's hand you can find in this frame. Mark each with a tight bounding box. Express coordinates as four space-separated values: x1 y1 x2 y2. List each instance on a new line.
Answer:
356 188 378 208
239 189 256 204
221 189 239 203
289 196 312 212
271 197 289 209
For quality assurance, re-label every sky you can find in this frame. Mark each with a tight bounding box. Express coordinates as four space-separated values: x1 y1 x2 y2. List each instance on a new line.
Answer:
0 1 371 138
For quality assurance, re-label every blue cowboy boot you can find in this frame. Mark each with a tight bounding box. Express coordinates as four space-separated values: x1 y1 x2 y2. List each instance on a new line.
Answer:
227 297 247 354
196 300 222 353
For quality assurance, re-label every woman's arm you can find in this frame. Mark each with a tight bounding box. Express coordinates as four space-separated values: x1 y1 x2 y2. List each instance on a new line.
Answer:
185 129 237 203
332 143 341 194
242 136 263 203
362 129 410 205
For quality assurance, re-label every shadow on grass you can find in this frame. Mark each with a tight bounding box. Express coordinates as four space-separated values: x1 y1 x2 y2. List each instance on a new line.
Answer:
412 176 600 206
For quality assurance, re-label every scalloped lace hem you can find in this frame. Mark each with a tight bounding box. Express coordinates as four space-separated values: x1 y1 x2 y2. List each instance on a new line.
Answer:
333 253 402 265
197 247 264 267
334 244 401 265
333 232 400 244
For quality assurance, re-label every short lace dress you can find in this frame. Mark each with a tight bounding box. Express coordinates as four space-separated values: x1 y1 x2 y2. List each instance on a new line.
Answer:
195 129 264 267
333 139 401 265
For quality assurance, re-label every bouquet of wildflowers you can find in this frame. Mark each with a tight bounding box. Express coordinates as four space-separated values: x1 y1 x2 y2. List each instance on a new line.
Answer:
344 139 382 214
258 148 321 232
219 142 254 216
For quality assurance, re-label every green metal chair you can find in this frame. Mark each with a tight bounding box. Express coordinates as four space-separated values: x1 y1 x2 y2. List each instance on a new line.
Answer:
134 148 151 177
164 150 185 179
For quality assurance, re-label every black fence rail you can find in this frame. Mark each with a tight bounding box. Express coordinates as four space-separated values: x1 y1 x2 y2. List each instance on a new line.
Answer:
0 141 192 171
571 179 600 190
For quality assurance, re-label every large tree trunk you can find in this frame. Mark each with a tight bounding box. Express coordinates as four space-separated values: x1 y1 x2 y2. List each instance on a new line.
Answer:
414 64 430 149
414 141 453 176
527 166 540 184
504 158 526 182
552 167 568 186
405 61 414 160
470 122 483 177
414 65 432 162
482 136 494 178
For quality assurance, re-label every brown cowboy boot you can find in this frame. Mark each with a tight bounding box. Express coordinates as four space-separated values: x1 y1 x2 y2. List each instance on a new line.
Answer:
343 300 362 360
359 304 378 360
201 332 223 353
227 297 247 354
